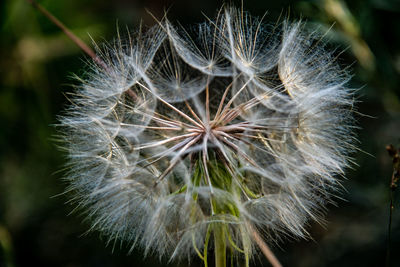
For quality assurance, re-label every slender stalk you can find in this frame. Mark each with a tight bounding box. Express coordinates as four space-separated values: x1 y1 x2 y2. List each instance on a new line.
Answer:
26 0 108 70
385 144 400 267
214 226 226 267
251 227 283 267
386 188 393 267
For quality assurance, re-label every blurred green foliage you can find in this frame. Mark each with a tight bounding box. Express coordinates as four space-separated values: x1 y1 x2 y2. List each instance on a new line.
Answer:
0 0 399 266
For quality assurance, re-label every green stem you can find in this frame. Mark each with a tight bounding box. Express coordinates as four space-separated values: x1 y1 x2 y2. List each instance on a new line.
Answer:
214 225 226 267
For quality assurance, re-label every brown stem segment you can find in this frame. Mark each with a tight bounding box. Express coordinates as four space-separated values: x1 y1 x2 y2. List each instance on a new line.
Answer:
251 227 283 267
26 0 108 70
385 144 400 267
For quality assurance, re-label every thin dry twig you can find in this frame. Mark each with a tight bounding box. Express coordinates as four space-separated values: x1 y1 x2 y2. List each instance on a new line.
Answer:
385 144 400 267
26 0 108 70
250 226 283 267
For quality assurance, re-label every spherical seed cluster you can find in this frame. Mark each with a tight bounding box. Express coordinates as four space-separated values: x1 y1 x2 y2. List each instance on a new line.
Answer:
59 6 356 264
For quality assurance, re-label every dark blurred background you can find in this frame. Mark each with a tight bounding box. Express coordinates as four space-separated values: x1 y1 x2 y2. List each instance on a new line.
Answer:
0 0 399 266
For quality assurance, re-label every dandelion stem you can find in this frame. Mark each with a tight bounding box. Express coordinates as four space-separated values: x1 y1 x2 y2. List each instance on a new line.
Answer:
203 225 212 267
214 225 226 267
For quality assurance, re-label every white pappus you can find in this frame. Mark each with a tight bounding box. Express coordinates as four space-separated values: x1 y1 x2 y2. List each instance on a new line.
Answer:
59 5 357 267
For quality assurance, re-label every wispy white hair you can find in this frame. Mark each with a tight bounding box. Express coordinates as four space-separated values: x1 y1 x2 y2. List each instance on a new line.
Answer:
59 5 356 265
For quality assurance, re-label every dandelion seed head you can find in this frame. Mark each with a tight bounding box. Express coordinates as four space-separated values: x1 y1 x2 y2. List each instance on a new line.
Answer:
59 5 356 264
